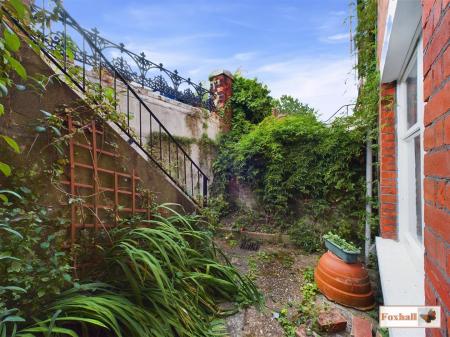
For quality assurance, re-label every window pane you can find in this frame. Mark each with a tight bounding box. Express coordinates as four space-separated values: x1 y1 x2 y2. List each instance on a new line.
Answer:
414 136 422 242
406 59 418 128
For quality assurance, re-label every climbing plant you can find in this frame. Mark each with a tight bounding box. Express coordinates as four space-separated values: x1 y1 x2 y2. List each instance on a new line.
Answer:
210 1 380 251
216 111 366 249
229 74 274 125
0 3 263 337
210 73 366 249
353 0 379 135
0 0 28 178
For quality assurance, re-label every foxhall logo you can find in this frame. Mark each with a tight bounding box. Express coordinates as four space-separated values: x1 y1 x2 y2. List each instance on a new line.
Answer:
380 306 441 328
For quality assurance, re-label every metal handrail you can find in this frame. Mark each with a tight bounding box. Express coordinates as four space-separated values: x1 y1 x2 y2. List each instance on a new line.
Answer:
34 4 214 110
325 104 356 124
4 3 209 206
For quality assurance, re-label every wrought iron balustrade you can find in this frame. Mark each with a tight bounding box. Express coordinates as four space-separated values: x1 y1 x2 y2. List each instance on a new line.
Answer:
4 1 209 206
32 2 214 110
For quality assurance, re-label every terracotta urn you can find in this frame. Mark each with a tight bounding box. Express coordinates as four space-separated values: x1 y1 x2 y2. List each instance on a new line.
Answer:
314 251 375 310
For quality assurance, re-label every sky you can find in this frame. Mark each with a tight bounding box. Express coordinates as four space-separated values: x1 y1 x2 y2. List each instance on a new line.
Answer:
64 0 357 121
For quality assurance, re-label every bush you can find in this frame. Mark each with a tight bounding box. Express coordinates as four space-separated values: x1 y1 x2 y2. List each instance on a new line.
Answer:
289 219 323 253
213 105 366 247
0 202 262 337
229 75 274 125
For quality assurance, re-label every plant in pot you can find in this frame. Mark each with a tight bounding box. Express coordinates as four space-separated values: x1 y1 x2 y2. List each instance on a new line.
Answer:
323 232 360 264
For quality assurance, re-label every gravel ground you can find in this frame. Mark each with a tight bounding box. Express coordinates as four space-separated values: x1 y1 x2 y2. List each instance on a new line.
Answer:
216 237 378 337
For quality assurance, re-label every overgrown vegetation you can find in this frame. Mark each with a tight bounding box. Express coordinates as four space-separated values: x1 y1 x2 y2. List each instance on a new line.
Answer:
1 201 263 337
354 0 379 131
0 0 28 179
0 2 262 336
211 75 366 251
209 0 380 253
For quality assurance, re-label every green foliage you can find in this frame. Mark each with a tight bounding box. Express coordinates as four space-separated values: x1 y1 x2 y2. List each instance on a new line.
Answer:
276 308 296 337
1 3 261 336
289 217 323 253
323 232 360 252
378 327 390 337
213 110 366 245
353 0 379 135
275 95 316 116
0 201 261 337
275 268 319 336
230 74 274 125
297 267 319 327
0 189 73 317
0 0 29 176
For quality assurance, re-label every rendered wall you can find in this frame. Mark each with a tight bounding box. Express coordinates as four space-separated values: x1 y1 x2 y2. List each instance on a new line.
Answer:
101 77 222 180
1 38 198 238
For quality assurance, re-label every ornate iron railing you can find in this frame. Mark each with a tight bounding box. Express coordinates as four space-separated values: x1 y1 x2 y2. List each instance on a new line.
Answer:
4 2 209 206
33 2 214 110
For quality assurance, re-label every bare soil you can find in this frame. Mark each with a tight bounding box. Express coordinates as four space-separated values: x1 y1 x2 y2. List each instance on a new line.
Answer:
216 237 378 337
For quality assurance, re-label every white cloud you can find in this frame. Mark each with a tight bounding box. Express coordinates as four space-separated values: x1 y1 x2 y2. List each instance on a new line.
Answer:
326 33 350 42
84 1 357 121
107 36 357 121
233 52 256 61
253 57 357 121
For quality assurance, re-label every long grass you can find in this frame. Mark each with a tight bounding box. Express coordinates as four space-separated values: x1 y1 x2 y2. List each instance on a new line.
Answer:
2 204 262 337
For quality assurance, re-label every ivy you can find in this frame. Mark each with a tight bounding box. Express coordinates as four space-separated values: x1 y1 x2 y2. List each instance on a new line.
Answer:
229 74 274 125
211 76 367 250
353 0 379 135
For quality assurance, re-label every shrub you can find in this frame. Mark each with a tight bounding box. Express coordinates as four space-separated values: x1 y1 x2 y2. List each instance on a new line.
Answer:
0 203 262 337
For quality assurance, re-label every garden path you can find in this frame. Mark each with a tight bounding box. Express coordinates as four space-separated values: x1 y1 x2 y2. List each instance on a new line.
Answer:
216 238 377 337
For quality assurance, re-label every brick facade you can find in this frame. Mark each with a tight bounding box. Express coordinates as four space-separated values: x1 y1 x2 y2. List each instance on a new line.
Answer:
209 70 233 132
379 82 398 240
422 1 450 336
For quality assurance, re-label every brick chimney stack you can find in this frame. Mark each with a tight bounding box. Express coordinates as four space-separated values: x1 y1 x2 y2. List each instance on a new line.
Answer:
209 70 233 132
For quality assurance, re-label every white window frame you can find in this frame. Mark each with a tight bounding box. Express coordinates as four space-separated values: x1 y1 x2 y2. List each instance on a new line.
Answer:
396 36 424 263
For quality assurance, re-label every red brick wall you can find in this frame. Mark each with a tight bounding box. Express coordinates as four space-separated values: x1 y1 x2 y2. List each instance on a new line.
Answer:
379 82 398 239
422 0 450 336
210 72 233 132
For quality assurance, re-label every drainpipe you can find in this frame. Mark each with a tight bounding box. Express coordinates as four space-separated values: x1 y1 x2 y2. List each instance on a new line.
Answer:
364 133 373 265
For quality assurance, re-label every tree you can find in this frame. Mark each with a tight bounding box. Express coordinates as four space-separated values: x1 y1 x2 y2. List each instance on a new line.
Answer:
275 95 317 116
230 74 274 124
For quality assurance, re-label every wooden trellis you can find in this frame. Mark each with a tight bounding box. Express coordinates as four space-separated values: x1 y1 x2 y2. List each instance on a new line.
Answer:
61 116 151 244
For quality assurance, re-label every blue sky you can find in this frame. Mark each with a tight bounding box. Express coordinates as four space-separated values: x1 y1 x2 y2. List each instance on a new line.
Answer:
64 0 357 120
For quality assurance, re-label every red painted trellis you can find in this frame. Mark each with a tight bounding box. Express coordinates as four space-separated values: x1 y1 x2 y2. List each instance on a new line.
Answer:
61 115 151 245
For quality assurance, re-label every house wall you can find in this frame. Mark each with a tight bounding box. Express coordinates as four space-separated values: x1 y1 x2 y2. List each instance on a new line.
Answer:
421 1 450 336
378 1 449 336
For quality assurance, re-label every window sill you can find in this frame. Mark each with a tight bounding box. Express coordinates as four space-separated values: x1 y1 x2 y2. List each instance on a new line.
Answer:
376 236 425 337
